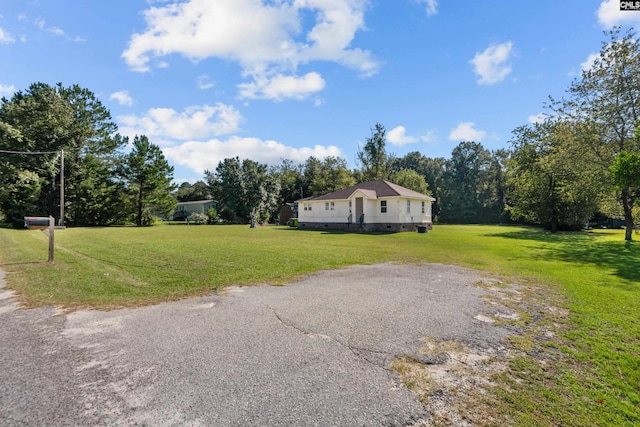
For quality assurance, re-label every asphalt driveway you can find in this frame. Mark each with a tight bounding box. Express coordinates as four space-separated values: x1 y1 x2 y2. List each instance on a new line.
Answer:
0 263 513 426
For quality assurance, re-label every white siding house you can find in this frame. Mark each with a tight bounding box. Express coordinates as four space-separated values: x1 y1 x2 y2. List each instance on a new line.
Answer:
296 180 435 232
170 200 216 220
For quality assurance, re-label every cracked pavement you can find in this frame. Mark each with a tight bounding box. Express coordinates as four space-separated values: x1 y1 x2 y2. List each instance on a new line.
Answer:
0 263 512 426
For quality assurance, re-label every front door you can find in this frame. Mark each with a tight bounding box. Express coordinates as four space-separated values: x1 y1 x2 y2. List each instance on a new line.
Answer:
355 197 363 223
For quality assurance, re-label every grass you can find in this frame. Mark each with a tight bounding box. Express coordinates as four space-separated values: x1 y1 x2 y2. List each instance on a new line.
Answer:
0 223 639 425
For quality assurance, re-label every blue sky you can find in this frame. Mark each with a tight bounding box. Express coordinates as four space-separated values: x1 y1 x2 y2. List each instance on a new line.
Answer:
1 0 640 183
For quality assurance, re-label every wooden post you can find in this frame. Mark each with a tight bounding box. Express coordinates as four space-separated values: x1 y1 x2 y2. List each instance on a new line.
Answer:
48 215 54 263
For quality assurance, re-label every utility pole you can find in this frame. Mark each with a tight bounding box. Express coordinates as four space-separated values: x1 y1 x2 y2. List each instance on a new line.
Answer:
59 149 64 226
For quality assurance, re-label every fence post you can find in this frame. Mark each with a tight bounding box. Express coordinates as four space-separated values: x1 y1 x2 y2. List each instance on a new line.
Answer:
48 215 54 263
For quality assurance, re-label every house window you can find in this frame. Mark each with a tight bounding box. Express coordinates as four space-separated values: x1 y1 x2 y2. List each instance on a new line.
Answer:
421 201 425 214
407 200 411 213
304 204 308 211
381 200 387 213
308 204 312 211
330 202 335 210
325 202 329 211
349 201 352 209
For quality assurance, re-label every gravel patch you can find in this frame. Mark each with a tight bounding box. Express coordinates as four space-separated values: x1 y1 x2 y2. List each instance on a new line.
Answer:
1 263 515 426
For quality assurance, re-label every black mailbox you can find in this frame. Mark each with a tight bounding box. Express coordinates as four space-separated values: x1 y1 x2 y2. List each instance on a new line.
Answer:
24 216 52 230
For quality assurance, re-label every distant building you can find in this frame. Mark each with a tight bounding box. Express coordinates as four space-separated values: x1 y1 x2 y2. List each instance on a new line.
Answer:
171 200 216 221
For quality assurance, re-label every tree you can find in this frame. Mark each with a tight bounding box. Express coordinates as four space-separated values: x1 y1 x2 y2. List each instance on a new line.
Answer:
392 152 446 220
391 169 430 195
69 152 127 226
206 157 244 222
119 135 176 226
271 159 305 204
206 157 281 225
356 123 394 181
553 28 640 239
609 150 640 228
0 82 124 227
1 170 43 228
480 149 510 224
439 141 493 223
175 181 211 202
241 159 281 226
507 121 600 232
304 156 355 196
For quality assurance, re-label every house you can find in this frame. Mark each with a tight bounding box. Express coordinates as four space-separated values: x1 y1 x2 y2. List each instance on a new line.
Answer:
296 180 435 232
170 200 216 221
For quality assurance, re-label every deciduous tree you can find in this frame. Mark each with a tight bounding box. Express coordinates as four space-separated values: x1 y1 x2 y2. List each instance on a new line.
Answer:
206 157 281 225
507 121 600 232
553 27 640 239
439 141 493 223
391 169 430 195
304 156 355 196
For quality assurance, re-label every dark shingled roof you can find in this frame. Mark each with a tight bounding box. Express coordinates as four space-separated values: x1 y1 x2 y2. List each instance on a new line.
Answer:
297 180 434 202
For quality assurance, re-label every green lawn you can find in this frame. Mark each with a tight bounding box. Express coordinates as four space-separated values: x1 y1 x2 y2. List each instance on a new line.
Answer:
0 224 638 425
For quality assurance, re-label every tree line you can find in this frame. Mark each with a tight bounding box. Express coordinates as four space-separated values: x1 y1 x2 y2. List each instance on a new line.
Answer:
2 28 640 239
0 83 175 228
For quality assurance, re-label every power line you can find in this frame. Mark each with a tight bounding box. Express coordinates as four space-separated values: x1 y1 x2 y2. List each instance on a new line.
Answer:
0 149 60 155
0 148 65 226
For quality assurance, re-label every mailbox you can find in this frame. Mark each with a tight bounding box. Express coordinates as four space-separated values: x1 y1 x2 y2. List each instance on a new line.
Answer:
24 216 52 230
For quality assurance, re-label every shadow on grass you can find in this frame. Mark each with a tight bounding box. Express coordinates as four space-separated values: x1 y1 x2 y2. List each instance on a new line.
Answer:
274 227 399 236
487 229 640 285
0 261 43 267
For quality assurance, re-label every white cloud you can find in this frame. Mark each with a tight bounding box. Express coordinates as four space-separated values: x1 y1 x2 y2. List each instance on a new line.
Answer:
122 0 379 100
420 130 438 144
0 27 15 44
417 0 438 16
387 126 417 146
163 136 343 174
597 0 640 28
0 84 16 97
469 41 514 85
117 103 243 143
197 74 215 90
581 52 599 72
35 18 64 36
109 90 134 106
238 72 326 101
448 122 487 141
528 113 547 124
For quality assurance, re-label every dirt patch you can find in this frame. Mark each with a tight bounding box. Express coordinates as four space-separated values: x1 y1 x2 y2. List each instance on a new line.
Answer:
392 279 570 426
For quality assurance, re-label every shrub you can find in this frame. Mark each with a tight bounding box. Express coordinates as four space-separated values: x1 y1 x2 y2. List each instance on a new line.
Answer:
187 212 208 224
206 207 218 224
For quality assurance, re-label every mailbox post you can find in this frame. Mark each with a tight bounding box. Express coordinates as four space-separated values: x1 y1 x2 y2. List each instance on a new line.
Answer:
24 216 55 263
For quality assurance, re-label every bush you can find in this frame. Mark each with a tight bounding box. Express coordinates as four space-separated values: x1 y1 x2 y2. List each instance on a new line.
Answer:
187 212 208 224
206 208 218 224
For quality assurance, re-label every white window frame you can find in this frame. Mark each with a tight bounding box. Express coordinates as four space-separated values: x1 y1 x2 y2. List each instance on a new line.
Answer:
330 201 335 210
406 200 411 213
421 201 425 214
381 200 387 213
325 202 329 211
